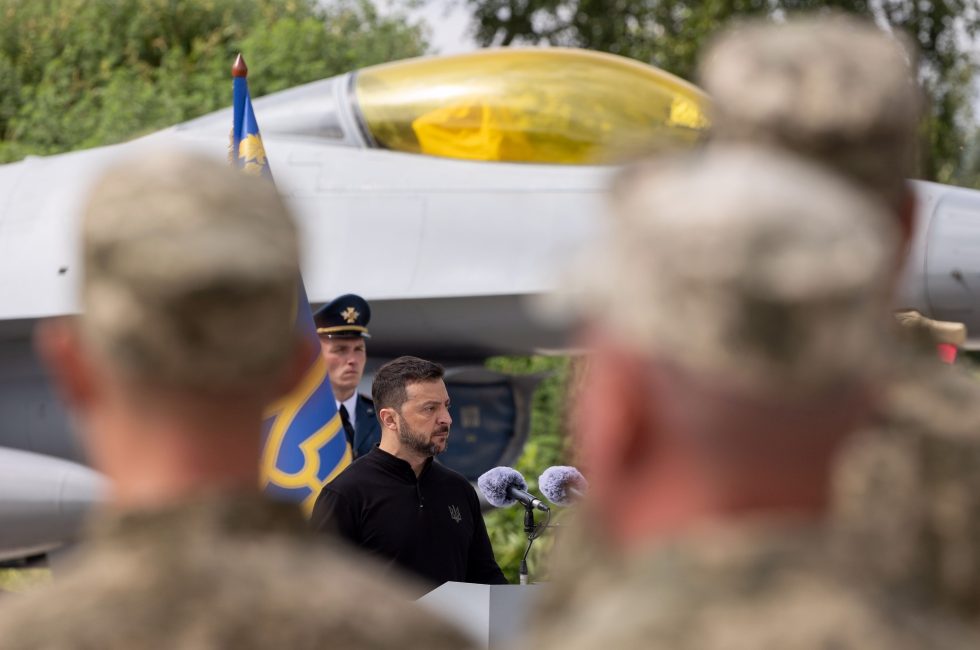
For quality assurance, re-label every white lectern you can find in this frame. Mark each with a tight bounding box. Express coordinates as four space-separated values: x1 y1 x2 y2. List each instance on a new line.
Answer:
417 582 542 649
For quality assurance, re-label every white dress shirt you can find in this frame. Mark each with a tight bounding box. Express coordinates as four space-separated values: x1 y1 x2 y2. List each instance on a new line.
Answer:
337 392 359 428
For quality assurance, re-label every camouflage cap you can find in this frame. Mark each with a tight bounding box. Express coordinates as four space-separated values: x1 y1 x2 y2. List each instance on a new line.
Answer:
579 145 898 396
699 14 922 209
80 149 300 390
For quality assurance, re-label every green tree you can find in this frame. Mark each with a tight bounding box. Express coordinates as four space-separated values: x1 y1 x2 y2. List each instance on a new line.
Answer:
0 0 429 163
450 0 980 186
954 124 980 189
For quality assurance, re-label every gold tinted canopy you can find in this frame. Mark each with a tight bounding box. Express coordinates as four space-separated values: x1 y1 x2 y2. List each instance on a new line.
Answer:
354 48 710 165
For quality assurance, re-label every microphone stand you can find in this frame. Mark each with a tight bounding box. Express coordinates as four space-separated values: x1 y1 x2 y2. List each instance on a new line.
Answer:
518 504 550 585
519 506 535 585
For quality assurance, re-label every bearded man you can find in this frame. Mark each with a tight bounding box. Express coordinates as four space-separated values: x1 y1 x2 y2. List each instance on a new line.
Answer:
311 356 507 590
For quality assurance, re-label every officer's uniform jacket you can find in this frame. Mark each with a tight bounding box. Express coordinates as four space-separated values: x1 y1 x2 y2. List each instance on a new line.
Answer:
353 393 381 459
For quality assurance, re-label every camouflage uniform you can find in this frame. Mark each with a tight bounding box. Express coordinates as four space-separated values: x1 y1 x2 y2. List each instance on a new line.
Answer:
0 495 472 650
701 15 980 622
0 151 473 649
532 523 979 650
529 145 980 648
833 343 980 621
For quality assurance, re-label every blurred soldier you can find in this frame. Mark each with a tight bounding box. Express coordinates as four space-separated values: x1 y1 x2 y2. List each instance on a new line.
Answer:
700 14 967 354
0 150 472 650
701 15 980 621
701 14 920 228
314 294 380 458
530 146 980 649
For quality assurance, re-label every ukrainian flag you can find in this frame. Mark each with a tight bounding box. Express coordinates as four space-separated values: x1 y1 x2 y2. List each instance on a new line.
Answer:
231 54 352 513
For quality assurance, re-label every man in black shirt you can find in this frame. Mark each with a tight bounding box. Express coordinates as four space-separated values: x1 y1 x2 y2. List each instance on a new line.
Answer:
311 356 507 589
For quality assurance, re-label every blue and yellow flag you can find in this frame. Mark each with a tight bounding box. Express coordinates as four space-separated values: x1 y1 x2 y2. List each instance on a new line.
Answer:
231 54 352 513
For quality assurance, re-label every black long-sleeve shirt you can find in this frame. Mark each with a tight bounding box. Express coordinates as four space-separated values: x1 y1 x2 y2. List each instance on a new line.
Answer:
311 447 508 589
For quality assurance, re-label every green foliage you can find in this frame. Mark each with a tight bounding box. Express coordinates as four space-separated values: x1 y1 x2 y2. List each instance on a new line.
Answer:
0 568 50 593
953 125 980 190
451 0 980 186
0 0 429 163
482 355 571 583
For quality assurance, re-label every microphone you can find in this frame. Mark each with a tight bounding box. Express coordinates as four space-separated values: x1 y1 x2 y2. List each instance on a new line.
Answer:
538 466 588 507
477 467 550 512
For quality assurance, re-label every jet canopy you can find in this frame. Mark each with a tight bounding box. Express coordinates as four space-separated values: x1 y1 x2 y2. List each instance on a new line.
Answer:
353 48 710 165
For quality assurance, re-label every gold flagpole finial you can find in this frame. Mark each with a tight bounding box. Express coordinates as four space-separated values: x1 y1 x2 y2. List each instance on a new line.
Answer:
232 53 248 78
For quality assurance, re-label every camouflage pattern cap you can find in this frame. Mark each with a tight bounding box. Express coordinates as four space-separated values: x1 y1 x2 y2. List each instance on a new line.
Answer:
700 14 922 209
581 145 898 396
80 149 300 390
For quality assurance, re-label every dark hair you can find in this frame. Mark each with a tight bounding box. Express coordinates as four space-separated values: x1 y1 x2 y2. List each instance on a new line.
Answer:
372 356 445 411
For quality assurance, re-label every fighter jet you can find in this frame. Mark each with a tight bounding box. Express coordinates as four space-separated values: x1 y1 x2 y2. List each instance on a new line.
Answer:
0 47 976 561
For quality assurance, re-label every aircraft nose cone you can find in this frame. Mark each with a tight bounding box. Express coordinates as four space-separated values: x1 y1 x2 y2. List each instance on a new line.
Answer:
56 460 107 523
0 448 107 560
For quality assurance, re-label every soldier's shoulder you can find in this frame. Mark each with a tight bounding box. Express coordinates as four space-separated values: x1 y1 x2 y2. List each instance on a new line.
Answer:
884 357 980 439
217 534 474 648
0 535 473 650
536 567 975 650
533 527 980 650
0 549 149 649
834 363 980 619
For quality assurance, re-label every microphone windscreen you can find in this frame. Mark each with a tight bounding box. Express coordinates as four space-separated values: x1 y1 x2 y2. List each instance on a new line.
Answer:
539 466 588 506
477 466 527 507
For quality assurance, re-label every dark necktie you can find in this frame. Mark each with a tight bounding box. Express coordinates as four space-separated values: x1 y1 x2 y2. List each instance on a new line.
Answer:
339 404 355 448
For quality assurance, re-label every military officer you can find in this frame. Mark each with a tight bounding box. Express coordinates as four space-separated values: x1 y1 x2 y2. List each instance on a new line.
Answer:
700 14 980 621
0 150 472 650
529 145 980 650
314 294 381 458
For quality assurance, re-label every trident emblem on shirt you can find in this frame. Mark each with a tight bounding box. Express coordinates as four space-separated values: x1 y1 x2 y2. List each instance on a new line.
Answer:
448 505 462 523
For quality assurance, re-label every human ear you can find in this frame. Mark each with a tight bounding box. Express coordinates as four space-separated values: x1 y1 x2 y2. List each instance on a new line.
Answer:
378 407 399 432
34 317 97 411
896 187 916 254
574 330 660 490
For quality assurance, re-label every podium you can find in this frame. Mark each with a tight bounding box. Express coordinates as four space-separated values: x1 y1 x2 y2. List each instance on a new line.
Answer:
417 582 541 649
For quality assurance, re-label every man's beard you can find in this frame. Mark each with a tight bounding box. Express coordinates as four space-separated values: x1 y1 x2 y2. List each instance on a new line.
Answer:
397 421 449 457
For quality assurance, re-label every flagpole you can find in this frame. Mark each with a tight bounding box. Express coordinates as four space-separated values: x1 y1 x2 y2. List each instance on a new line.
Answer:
227 52 350 512
231 54 248 164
